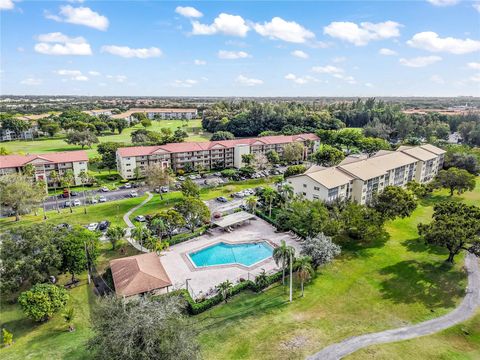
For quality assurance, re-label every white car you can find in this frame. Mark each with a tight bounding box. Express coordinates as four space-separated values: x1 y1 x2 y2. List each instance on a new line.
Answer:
73 199 81 206
189 174 197 180
99 196 107 203
134 215 146 222
129 191 138 197
89 198 98 204
124 183 132 189
87 223 98 231
178 176 186 181
101 187 109 192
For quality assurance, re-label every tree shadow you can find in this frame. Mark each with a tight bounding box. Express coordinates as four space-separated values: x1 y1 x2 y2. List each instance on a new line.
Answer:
337 230 390 260
379 260 465 309
402 238 449 256
420 194 461 207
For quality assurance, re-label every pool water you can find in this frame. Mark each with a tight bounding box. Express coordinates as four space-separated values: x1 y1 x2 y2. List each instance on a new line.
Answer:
189 242 273 267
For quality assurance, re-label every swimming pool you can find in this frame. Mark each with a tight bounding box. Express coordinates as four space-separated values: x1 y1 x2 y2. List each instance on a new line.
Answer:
188 241 273 268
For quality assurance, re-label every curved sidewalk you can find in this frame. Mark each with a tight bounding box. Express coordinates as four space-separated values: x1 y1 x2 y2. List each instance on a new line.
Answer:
123 191 153 253
307 253 480 360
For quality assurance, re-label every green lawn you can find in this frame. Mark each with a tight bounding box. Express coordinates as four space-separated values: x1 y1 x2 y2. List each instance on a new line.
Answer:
0 241 140 360
194 183 479 360
0 180 478 359
1 119 211 158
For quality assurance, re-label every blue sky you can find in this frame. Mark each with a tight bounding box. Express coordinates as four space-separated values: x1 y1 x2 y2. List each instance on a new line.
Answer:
1 0 479 97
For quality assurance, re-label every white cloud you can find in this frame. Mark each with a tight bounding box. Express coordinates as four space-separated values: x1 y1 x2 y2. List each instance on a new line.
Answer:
311 65 344 74
333 74 356 84
175 6 202 18
284 73 316 85
474 3 480 12
46 5 109 31
430 74 445 84
426 0 459 6
172 79 198 88
324 20 401 46
20 77 42 85
235 75 263 86
191 13 249 37
194 59 207 65
291 50 309 59
34 32 92 56
365 82 374 87
89 71 101 76
470 73 480 82
67 0 85 3
379 48 397 56
253 17 315 43
217 50 250 59
101 45 162 58
107 75 127 83
0 0 14 10
399 56 442 67
467 62 480 70
55 69 89 81
407 32 480 54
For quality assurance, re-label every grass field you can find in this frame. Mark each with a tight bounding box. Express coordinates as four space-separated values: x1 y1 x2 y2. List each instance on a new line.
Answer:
1 119 211 158
0 180 478 360
194 181 480 360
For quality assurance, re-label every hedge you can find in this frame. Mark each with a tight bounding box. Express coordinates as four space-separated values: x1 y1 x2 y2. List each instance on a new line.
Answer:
172 270 283 315
167 226 209 246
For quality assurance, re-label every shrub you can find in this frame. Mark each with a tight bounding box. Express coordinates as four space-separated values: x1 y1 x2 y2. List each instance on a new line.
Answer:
2 328 13 346
18 284 69 322
221 169 237 178
284 165 306 178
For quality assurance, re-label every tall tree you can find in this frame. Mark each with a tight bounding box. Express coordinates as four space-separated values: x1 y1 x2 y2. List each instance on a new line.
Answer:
62 170 75 213
418 202 480 263
262 187 277 217
283 142 304 163
153 210 185 239
18 284 69 322
50 170 61 213
295 256 314 297
174 197 210 233
434 167 476 196
87 296 200 360
97 142 124 172
145 164 171 199
0 174 41 220
273 240 295 286
216 280 233 303
106 226 125 250
180 178 200 198
65 130 99 149
313 145 345 167
371 186 417 220
301 233 341 269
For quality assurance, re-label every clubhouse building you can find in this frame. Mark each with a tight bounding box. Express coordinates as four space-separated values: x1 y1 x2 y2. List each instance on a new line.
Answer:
116 133 320 179
287 144 446 205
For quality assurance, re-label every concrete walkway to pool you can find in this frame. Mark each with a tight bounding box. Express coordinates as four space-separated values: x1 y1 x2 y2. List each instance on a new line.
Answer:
159 216 301 299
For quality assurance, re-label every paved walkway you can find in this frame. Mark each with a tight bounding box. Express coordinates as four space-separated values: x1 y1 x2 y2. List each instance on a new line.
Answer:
123 191 153 253
307 253 480 360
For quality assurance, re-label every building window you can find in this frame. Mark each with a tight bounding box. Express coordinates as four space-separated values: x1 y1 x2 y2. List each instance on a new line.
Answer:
303 184 307 188
314 186 320 191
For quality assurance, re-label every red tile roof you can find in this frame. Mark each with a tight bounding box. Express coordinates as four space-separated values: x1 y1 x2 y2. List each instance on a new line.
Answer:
110 252 172 297
117 133 319 157
0 150 88 169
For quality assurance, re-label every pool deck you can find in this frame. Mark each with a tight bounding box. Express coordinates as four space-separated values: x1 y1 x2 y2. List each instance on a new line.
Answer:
159 216 302 299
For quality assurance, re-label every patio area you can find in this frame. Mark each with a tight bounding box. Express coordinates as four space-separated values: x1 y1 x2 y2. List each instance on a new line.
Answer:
159 216 302 299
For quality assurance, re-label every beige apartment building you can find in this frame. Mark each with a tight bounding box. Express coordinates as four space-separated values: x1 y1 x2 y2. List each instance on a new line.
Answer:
287 144 446 205
0 151 89 186
111 108 198 123
116 133 320 179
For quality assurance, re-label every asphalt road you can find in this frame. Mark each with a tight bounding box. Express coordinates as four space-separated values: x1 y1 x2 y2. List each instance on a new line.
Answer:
307 253 480 360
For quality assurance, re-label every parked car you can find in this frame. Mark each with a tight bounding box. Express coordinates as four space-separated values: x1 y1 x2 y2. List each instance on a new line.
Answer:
70 192 78 197
73 199 81 206
89 198 98 204
129 191 138 197
55 223 71 230
189 174 197 180
216 196 228 203
178 176 186 181
98 220 110 231
214 172 222 177
134 215 146 222
160 186 169 193
99 195 107 203
101 187 109 192
87 223 98 231
64 201 71 208
124 183 132 189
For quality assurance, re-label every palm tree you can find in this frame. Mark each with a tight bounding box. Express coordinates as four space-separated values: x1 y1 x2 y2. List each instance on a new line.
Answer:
150 217 166 240
62 307 75 332
278 183 294 207
50 170 61 213
273 240 295 286
131 223 149 248
216 280 233 303
23 163 36 179
36 180 48 220
245 195 258 213
144 236 167 254
262 187 276 217
295 256 314 297
106 226 125 250
62 170 74 213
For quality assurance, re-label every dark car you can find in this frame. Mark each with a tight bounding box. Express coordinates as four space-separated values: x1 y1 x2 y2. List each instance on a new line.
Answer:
98 220 110 231
216 196 228 203
70 192 78 197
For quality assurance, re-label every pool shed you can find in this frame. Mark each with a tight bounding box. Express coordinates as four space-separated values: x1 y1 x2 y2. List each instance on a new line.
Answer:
212 211 256 230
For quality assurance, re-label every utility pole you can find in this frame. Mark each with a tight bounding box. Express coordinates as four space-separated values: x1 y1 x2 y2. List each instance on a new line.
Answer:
289 252 293 303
